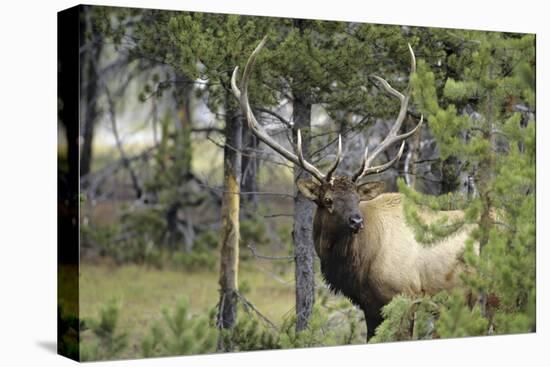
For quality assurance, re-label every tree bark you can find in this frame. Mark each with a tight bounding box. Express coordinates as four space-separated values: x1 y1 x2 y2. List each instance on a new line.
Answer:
172 74 194 181
292 95 316 332
103 82 143 199
406 117 422 190
164 75 194 250
79 6 102 178
241 124 259 214
217 102 242 343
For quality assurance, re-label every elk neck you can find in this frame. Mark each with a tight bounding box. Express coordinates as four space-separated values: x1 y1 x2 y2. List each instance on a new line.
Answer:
312 207 373 308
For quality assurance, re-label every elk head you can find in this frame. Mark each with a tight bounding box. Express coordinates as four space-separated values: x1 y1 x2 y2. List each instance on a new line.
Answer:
231 37 423 234
297 177 386 234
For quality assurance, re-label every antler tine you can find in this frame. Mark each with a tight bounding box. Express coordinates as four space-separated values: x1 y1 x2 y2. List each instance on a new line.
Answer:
296 129 308 173
231 66 242 100
351 146 369 182
360 141 405 177
324 134 342 182
393 114 423 143
232 37 334 184
353 44 422 182
297 131 343 183
370 75 404 102
407 42 416 79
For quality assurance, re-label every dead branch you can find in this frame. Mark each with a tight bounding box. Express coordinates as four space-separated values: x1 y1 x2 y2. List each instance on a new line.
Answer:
254 107 293 128
262 213 293 218
235 291 278 330
247 243 295 262
205 135 295 170
85 9 143 200
195 182 294 199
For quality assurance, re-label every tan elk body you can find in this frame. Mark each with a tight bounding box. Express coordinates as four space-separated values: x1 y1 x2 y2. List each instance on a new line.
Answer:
298 176 476 339
232 37 476 340
315 190 474 308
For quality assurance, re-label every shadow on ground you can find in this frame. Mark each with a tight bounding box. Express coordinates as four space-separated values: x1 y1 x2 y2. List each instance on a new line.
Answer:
36 340 57 354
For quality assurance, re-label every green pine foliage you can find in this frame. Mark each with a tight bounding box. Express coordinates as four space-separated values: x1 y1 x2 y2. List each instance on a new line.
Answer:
436 291 489 338
219 302 364 352
387 31 536 340
141 297 217 357
80 299 128 361
278 306 337 348
218 313 281 352
85 8 536 350
371 293 446 343
278 304 364 348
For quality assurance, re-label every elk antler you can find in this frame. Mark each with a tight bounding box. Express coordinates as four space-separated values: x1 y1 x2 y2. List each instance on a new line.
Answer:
352 43 424 182
231 36 342 184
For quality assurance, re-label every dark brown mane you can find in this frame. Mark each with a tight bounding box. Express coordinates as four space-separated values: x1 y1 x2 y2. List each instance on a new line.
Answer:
319 235 365 307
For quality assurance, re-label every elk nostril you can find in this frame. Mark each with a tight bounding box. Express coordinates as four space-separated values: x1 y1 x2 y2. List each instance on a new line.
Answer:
349 214 364 228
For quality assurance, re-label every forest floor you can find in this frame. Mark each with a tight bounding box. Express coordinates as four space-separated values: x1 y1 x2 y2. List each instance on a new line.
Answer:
79 259 297 358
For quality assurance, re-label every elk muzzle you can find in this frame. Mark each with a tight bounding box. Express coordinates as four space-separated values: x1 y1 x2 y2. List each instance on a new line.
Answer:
349 213 364 233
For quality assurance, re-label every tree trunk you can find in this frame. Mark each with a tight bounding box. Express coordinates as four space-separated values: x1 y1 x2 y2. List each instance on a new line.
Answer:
292 95 316 332
241 124 259 215
58 5 80 265
163 74 194 250
172 74 193 182
79 7 102 178
406 117 422 190
217 102 242 344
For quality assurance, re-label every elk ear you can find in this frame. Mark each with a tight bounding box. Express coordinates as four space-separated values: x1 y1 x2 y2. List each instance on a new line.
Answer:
357 181 385 201
296 179 321 202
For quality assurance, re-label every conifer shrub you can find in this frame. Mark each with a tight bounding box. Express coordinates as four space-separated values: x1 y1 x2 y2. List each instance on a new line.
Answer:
80 299 128 361
388 31 537 341
141 297 217 358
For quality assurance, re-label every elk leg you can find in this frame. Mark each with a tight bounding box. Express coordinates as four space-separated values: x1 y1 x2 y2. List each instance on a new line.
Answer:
364 309 383 342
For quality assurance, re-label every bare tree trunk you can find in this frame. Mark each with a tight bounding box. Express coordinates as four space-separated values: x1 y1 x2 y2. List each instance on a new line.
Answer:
217 102 242 346
58 8 81 360
79 6 102 178
103 83 143 199
172 74 193 181
164 75 194 250
406 117 422 190
292 95 316 332
86 8 141 200
241 125 259 214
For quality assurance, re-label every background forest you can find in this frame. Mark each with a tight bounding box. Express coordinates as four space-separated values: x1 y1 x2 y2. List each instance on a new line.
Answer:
57 5 535 361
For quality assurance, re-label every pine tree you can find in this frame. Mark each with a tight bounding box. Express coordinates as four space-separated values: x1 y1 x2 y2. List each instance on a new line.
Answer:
383 30 536 339
141 297 217 357
126 12 404 332
91 8 536 342
80 299 128 361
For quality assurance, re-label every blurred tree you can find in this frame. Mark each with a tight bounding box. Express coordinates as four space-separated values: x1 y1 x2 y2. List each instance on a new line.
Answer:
79 6 103 178
90 8 211 250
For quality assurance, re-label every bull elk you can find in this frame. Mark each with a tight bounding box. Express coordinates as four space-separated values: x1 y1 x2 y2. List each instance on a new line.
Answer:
232 37 476 341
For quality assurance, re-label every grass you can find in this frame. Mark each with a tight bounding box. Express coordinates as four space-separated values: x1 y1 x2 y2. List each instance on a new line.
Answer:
79 259 297 358
78 139 361 359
